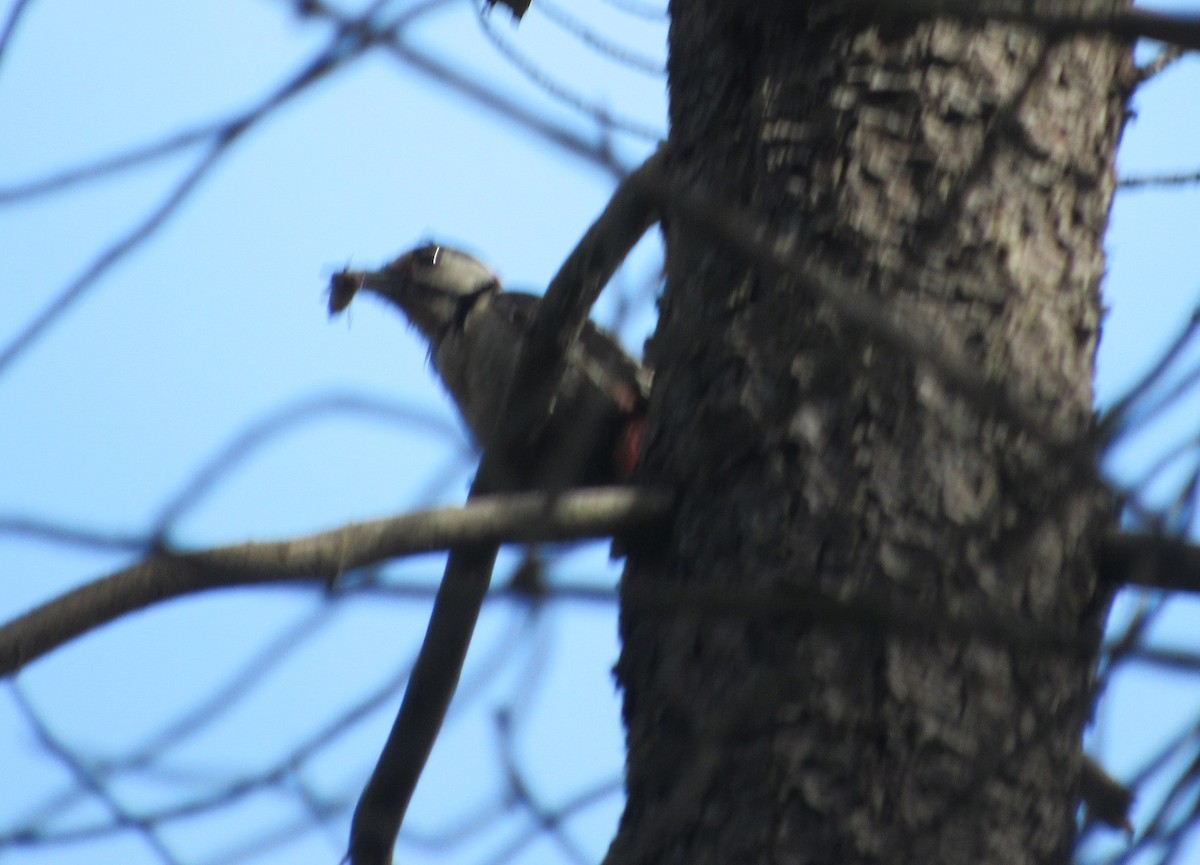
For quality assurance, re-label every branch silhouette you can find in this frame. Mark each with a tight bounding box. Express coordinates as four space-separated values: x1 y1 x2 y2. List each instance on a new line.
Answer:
345 143 666 865
0 487 672 679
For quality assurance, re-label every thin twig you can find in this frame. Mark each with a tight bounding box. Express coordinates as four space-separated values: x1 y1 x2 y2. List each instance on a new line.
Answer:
538 0 663 75
0 122 221 204
0 48 351 376
1134 44 1186 84
475 2 664 141
0 0 33 71
1119 169 1200 190
1098 306 1200 440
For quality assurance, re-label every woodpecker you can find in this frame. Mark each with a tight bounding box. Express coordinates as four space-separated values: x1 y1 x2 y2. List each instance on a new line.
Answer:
329 243 649 488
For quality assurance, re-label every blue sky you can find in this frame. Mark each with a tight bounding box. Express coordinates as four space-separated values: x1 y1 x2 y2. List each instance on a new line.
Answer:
1 2 1199 864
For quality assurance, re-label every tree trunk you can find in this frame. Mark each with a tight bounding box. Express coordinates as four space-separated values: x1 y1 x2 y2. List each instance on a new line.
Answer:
611 5 1130 864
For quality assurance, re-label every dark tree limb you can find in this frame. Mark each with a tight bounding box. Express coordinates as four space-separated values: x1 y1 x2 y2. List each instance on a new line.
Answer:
1100 531 1200 594
346 145 665 865
854 0 1200 51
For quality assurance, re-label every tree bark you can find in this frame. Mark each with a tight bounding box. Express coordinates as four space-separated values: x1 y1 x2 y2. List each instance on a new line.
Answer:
610 4 1131 865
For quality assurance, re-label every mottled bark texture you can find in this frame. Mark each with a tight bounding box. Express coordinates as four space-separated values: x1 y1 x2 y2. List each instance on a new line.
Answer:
611 5 1130 865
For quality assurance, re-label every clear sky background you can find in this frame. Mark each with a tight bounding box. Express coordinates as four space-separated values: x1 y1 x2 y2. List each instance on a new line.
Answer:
1 2 1199 864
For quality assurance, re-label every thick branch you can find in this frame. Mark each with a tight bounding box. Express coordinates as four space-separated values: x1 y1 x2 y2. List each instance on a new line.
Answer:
895 1 1200 52
346 146 664 865
821 1 1200 52
1100 531 1200 594
485 143 666 479
0 487 672 679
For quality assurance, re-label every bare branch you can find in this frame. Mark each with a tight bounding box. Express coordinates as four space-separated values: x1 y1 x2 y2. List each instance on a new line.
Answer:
1098 306 1200 439
1119 168 1200 190
1100 531 1200 594
282 0 636 180
0 487 673 679
1134 43 1187 84
114 605 339 768
150 393 458 536
11 685 184 864
0 121 220 204
2 612 428 849
346 145 665 864
0 0 33 70
601 0 665 21
493 709 596 865
494 144 665 466
0 47 353 376
858 0 1200 52
383 17 628 178
537 0 664 76
475 3 664 141
1081 756 1134 834
0 518 149 552
0 143 227 377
